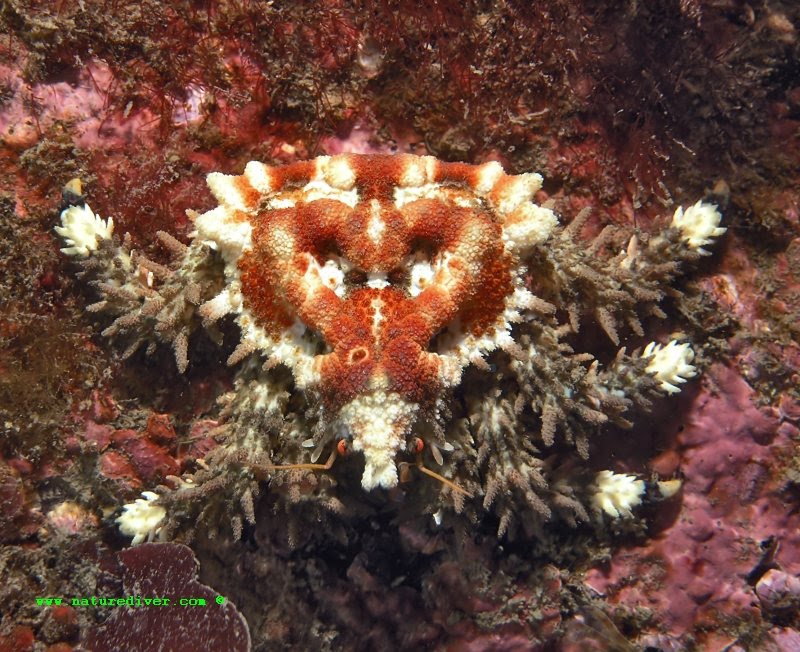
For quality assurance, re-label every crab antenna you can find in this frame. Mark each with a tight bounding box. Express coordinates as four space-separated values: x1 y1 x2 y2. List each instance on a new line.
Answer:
270 448 337 473
414 462 473 498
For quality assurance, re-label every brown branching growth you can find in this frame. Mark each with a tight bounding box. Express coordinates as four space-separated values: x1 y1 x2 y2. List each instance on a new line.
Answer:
77 234 224 372
528 208 703 345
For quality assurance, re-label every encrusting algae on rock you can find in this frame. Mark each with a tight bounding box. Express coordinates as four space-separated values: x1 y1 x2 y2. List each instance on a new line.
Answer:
56 153 725 541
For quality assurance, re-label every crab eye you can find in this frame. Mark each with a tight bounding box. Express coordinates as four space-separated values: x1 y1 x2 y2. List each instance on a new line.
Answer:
410 437 424 454
337 439 348 456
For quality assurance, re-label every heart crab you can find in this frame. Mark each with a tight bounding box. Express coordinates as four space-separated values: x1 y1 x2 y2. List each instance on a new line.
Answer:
57 154 724 539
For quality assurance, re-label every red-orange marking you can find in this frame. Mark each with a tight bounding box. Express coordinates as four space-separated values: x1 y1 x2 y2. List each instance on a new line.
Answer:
230 154 517 413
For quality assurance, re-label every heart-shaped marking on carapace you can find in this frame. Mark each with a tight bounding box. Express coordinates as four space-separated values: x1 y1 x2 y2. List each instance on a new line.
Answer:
194 154 558 489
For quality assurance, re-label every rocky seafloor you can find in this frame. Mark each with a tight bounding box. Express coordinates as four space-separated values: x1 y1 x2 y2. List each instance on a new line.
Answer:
1 2 799 650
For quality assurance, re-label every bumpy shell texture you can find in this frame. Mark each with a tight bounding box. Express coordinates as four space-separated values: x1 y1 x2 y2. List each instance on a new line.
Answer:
193 154 557 490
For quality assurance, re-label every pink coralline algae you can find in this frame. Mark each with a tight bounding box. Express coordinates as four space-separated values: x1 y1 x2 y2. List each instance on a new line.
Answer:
77 405 186 491
585 363 800 646
57 153 725 540
84 543 250 651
